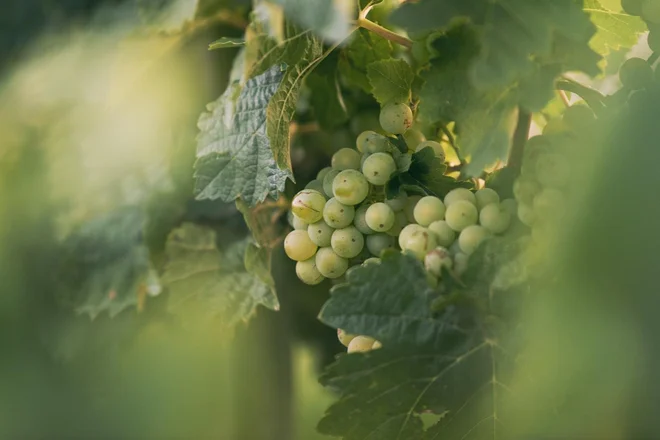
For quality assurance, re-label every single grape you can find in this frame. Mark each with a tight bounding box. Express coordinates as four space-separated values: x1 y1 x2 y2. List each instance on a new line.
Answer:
404 195 422 223
296 258 325 285
331 148 362 170
331 226 365 259
475 188 500 211
356 130 390 154
562 105 596 131
404 129 426 150
365 203 396 232
479 203 512 234
337 329 356 347
542 119 569 135
500 198 518 217
332 169 369 206
413 196 446 226
445 200 478 232
291 190 326 223
363 257 381 266
415 140 445 161
399 224 425 249
315 247 349 279
323 198 355 229
386 211 408 237
308 220 334 247
379 102 413 134
428 220 456 247
347 335 376 353
622 0 643 15
517 203 536 227
316 167 332 181
366 233 395 257
619 57 653 90
322 169 341 198
284 230 318 261
643 0 660 23
362 152 397 186
305 179 325 194
288 212 308 231
454 252 469 275
424 246 453 277
371 341 383 350
535 153 570 188
353 204 375 235
513 177 541 204
444 188 477 207
649 28 660 52
458 225 490 255
385 192 408 212
402 229 438 260
533 189 564 219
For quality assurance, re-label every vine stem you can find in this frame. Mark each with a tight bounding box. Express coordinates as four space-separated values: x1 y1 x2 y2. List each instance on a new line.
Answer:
507 109 532 175
356 18 413 48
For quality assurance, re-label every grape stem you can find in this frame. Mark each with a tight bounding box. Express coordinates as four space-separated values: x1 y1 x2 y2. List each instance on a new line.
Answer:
556 78 606 115
356 18 413 48
507 108 531 176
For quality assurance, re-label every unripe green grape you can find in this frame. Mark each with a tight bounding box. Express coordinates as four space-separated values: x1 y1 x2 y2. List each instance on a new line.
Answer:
379 102 413 134
362 152 397 186
402 229 438 260
479 203 512 234
366 233 395 256
562 105 596 131
371 340 383 350
444 188 477 207
643 0 660 23
500 198 518 217
296 258 325 285
323 169 341 198
649 29 660 52
385 192 408 212
363 257 381 266
517 203 536 227
542 119 569 135
445 200 478 232
331 226 365 259
619 57 653 90
424 246 453 277
337 329 356 347
308 220 334 247
315 247 349 279
386 211 408 237
323 198 355 229
475 188 500 211
428 220 456 247
404 195 422 223
353 204 375 235
533 189 564 219
284 230 318 261
288 212 308 230
454 252 469 275
356 130 390 154
513 177 541 204
413 196 446 226
317 167 332 181
291 190 326 223
347 335 375 353
332 169 369 206
458 225 490 255
404 129 425 149
622 0 643 15
415 141 445 161
331 148 361 170
535 153 570 188
365 203 396 232
399 223 425 248
305 179 325 194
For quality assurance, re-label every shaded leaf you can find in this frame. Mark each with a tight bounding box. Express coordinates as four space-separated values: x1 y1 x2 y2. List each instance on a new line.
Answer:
236 196 289 248
339 28 393 93
367 59 414 105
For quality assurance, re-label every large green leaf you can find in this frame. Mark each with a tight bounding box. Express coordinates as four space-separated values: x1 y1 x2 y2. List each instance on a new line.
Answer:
162 223 279 328
367 59 414 105
270 0 353 42
585 0 647 55
194 64 291 207
339 28 393 93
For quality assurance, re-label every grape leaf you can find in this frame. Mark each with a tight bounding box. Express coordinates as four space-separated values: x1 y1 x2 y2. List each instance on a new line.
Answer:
194 64 291 207
58 207 150 319
339 28 393 93
585 0 647 55
307 53 349 129
162 223 279 328
367 59 414 105
270 0 353 42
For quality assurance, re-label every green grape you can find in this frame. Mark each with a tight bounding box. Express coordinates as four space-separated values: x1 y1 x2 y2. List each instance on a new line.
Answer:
542 119 569 135
323 169 341 198
475 188 500 211
403 129 426 149
404 195 422 223
443 188 476 207
413 196 446 226
500 198 518 217
535 153 570 188
356 130 390 154
458 225 490 255
323 198 355 229
363 257 381 266
315 247 349 278
479 203 512 234
622 0 643 15
424 246 453 277
317 167 332 181
307 220 334 247
533 189 564 219
366 233 395 256
331 148 361 170
331 226 365 259
562 105 596 131
619 57 653 90
402 229 438 260
288 212 308 230
332 169 369 205
305 179 325 194
445 200 478 232
371 340 383 350
353 204 375 235
362 152 397 186
295 258 325 285
291 190 326 223
428 220 456 247
399 224 425 249
643 0 660 23
513 177 541 204
347 335 375 353
454 252 469 275
386 211 408 237
415 140 445 161
517 203 536 227
385 192 408 212
337 329 356 347
649 28 660 52
365 203 396 232
379 102 413 134
284 230 318 261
